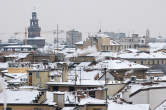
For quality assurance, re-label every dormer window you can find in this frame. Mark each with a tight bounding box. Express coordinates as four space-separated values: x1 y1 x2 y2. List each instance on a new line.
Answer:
50 76 54 81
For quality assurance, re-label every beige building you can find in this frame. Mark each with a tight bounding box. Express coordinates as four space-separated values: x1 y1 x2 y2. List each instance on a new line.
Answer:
28 63 68 88
119 52 166 66
8 62 31 73
28 69 61 88
75 33 128 52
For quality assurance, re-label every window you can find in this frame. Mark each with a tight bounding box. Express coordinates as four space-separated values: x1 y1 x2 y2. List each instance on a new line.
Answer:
93 108 104 110
28 48 31 51
53 86 59 91
36 72 39 79
29 72 32 76
106 46 108 51
153 60 155 64
50 76 54 81
69 87 74 91
89 91 95 98
141 40 144 43
34 108 42 110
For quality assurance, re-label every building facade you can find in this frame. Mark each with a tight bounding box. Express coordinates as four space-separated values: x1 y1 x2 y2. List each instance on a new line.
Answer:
75 33 127 52
66 29 82 47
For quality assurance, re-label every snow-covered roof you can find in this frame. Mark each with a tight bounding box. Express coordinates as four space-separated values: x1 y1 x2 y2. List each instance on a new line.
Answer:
46 80 105 86
62 107 75 110
65 46 97 58
4 73 27 79
4 45 33 48
19 86 37 90
95 33 110 38
0 62 8 69
77 62 91 67
124 48 139 53
87 51 117 57
4 53 30 59
75 41 84 45
110 39 120 45
118 52 166 59
120 82 166 98
27 37 45 40
96 60 149 70
79 97 105 105
62 48 76 54
130 84 166 97
7 73 28 84
0 89 56 105
1 69 8 73
154 76 166 81
146 70 164 74
108 101 149 110
0 89 39 104
155 99 166 110
149 43 166 52
68 69 102 81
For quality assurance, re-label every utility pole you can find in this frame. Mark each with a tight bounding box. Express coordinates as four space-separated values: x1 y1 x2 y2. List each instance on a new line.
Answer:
79 67 81 85
71 29 74 48
53 30 56 54
74 67 77 108
104 68 107 85
105 88 108 110
104 67 108 110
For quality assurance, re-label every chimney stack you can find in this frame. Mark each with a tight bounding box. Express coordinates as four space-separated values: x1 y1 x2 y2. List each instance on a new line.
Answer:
62 63 68 82
53 92 65 108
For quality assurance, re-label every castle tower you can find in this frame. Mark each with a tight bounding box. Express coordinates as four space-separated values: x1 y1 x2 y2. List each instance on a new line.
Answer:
28 12 41 38
25 11 45 48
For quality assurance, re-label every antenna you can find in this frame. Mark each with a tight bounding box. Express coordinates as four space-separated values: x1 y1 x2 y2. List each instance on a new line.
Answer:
128 32 130 37
33 6 36 12
25 28 28 45
71 29 74 48
53 30 56 54
57 24 59 53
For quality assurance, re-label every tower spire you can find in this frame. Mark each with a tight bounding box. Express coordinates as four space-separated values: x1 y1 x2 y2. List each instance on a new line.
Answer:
99 23 102 33
146 29 150 38
145 29 150 44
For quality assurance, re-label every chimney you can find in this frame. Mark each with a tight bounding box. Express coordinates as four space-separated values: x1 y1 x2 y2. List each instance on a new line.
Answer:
62 63 68 82
53 92 65 108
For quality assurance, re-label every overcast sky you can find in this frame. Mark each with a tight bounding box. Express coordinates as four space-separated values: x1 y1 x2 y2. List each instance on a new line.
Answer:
0 0 166 41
